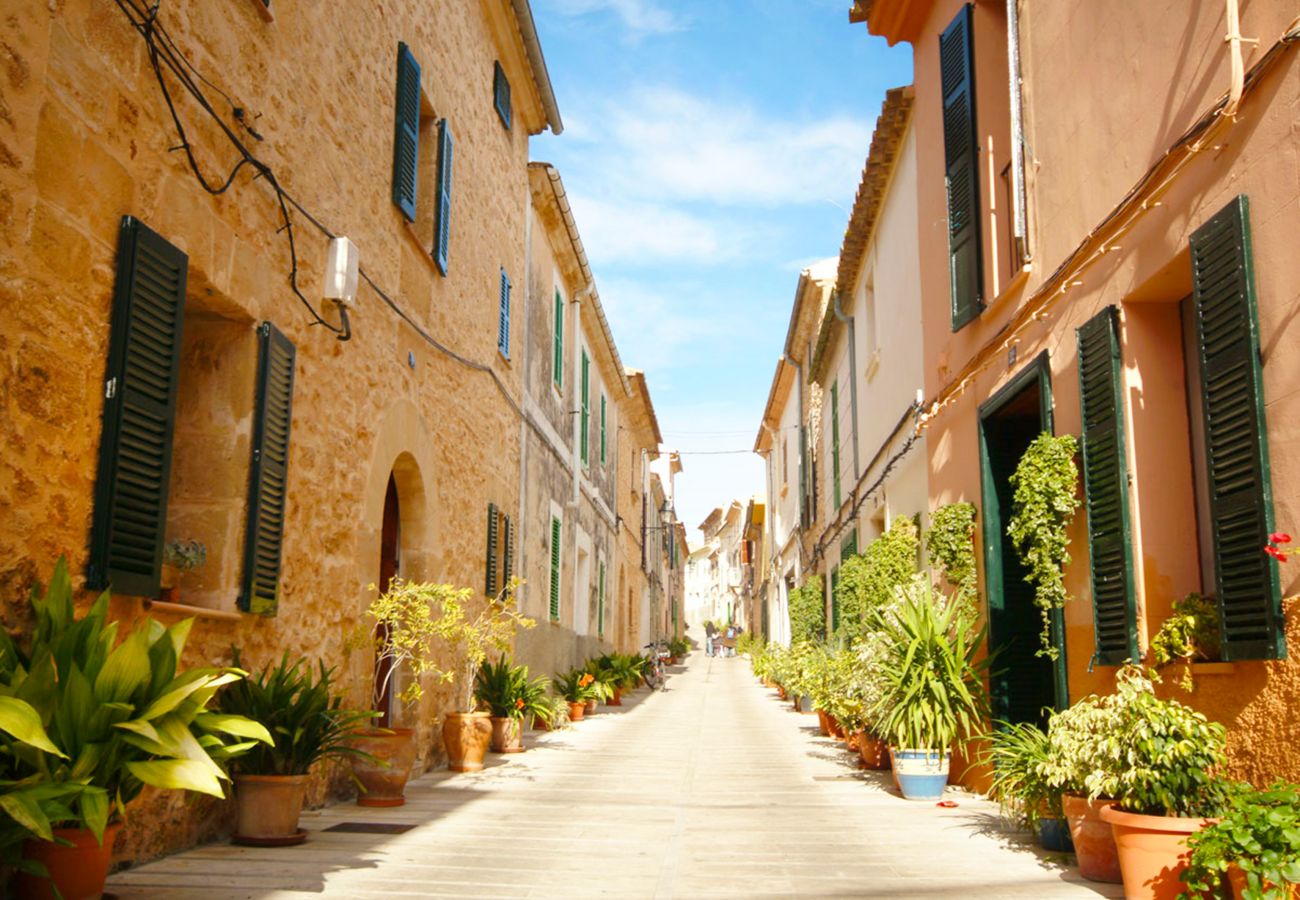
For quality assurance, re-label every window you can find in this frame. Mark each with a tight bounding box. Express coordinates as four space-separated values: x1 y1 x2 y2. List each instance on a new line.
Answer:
492 61 511 130
599 393 607 465
580 350 591 468
391 43 453 275
940 4 982 330
497 268 511 359
840 530 858 561
549 515 562 621
553 289 564 391
781 435 788 487
830 565 840 633
484 503 513 599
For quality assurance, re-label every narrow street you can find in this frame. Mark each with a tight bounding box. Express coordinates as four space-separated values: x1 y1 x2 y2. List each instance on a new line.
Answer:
108 642 1121 899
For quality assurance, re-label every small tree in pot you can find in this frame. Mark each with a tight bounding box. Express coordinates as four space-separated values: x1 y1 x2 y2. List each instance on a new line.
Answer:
473 656 551 753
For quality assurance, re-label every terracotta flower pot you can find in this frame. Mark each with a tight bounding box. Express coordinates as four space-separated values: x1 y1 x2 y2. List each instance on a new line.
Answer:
233 774 308 845
1062 794 1123 883
776 684 788 701
568 700 586 721
607 687 623 706
845 729 861 752
857 732 890 770
351 727 417 807
489 716 524 753
585 698 598 714
532 713 553 732
816 708 831 736
443 711 493 772
1100 803 1213 900
1228 865 1299 899
14 822 123 900
826 713 845 739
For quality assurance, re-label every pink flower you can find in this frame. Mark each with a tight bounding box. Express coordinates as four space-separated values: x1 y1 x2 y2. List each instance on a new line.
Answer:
1270 532 1292 545
1264 545 1289 563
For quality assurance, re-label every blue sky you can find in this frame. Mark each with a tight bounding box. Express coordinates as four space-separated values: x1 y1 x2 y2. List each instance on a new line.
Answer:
530 0 912 541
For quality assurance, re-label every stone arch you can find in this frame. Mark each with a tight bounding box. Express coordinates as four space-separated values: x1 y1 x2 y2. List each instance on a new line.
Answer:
359 399 437 590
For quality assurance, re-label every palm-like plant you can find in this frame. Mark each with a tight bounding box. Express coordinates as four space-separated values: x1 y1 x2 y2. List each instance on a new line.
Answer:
983 721 1059 831
867 577 990 751
0 558 271 845
474 656 552 721
553 668 598 703
217 650 377 776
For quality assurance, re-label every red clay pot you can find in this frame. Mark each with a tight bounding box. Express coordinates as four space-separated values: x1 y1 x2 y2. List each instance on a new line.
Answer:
350 727 417 807
776 684 788 701
1063 794 1123 884
857 732 890 769
826 713 845 739
15 822 123 900
1100 803 1213 900
816 709 831 736
443 711 493 772
233 774 308 845
1228 866 1299 899
568 701 586 721
845 730 861 752
607 687 623 706
489 716 524 753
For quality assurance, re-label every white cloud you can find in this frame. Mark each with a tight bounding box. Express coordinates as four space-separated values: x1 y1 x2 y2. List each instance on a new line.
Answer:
567 194 740 266
547 0 686 38
594 276 737 372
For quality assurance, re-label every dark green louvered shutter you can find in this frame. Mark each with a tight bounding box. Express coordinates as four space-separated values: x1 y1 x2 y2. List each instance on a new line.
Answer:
549 516 562 620
391 43 420 223
498 268 511 358
831 381 842 509
799 425 809 528
553 290 564 390
940 4 982 331
580 351 590 467
88 217 188 595
600 394 607 465
434 118 453 276
502 514 514 584
1077 306 1137 665
485 503 500 598
1190 195 1283 661
493 61 511 130
239 321 296 616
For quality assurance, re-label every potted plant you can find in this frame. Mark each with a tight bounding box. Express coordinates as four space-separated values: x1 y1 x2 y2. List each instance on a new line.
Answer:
582 660 618 712
591 653 643 706
1093 666 1229 900
5 557 270 900
530 692 570 733
1183 782 1300 899
160 538 206 602
217 650 377 845
1148 592 1221 690
554 669 598 721
473 656 551 753
866 577 989 801
983 721 1070 852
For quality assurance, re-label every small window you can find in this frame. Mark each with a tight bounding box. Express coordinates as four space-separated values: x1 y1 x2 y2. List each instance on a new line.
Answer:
553 289 564 391
600 393 608 465
493 61 512 130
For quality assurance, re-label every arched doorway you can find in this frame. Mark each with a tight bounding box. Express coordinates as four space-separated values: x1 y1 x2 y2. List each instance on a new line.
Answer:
375 474 400 727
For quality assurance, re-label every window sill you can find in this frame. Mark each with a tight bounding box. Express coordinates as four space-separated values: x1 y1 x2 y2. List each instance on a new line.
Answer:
145 599 244 622
1187 661 1234 675
985 264 1033 316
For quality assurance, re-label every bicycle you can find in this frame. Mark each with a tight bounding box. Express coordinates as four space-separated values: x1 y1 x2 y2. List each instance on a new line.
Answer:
642 642 668 691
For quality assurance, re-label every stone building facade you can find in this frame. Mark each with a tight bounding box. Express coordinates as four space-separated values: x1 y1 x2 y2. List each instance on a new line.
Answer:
0 0 673 867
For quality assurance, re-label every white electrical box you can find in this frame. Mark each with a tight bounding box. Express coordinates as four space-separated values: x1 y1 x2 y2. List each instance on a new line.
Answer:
324 236 359 305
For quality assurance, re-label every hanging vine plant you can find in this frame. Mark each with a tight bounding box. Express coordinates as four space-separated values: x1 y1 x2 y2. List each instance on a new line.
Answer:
1007 433 1081 659
927 502 978 614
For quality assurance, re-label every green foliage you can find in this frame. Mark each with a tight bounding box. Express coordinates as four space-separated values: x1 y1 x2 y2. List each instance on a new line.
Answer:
768 642 817 698
927 502 979 613
805 647 866 733
735 632 763 657
531 692 570 730
218 650 378 776
1039 666 1227 817
1007 433 1080 659
866 578 990 751
667 637 691 658
789 575 825 645
473 656 551 721
1182 782 1300 899
353 577 534 713
162 539 207 571
1150 593 1221 680
0 557 271 850
983 721 1059 831
553 669 598 703
590 653 644 691
836 518 918 643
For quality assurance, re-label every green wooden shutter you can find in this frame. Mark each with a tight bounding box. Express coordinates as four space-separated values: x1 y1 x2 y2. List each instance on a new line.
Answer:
549 516 562 620
88 216 188 595
940 4 982 330
497 268 511 358
434 118 453 276
840 530 858 559
391 43 421 223
581 350 590 467
1190 195 1283 661
597 561 606 636
493 61 512 130
502 514 514 584
553 290 564 389
831 381 842 509
485 503 500 598
600 394 607 465
1077 306 1137 665
239 321 296 616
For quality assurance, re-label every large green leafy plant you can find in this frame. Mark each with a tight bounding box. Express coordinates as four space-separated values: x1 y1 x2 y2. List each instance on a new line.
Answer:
835 518 918 643
217 650 377 776
789 575 825 645
474 656 551 723
0 558 271 847
867 577 989 751
1007 433 1080 659
1182 782 1300 899
984 721 1060 831
927 502 979 613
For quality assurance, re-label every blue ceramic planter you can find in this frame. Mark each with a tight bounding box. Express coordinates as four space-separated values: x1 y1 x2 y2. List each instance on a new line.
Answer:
892 748 950 800
1039 816 1075 852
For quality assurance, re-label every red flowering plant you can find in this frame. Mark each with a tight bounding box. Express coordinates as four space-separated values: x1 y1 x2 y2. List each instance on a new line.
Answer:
1264 532 1293 563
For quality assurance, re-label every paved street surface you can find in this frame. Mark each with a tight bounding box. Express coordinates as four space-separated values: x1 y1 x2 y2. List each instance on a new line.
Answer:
108 645 1123 899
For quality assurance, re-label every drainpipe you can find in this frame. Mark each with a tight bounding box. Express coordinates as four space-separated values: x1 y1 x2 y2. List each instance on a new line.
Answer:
832 290 861 486
1223 0 1248 119
1006 0 1031 265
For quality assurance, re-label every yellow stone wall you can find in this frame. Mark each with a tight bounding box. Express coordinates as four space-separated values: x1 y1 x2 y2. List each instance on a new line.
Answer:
0 0 553 865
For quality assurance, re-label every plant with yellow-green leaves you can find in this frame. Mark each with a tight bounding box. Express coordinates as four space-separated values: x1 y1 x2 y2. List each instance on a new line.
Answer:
354 577 534 716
